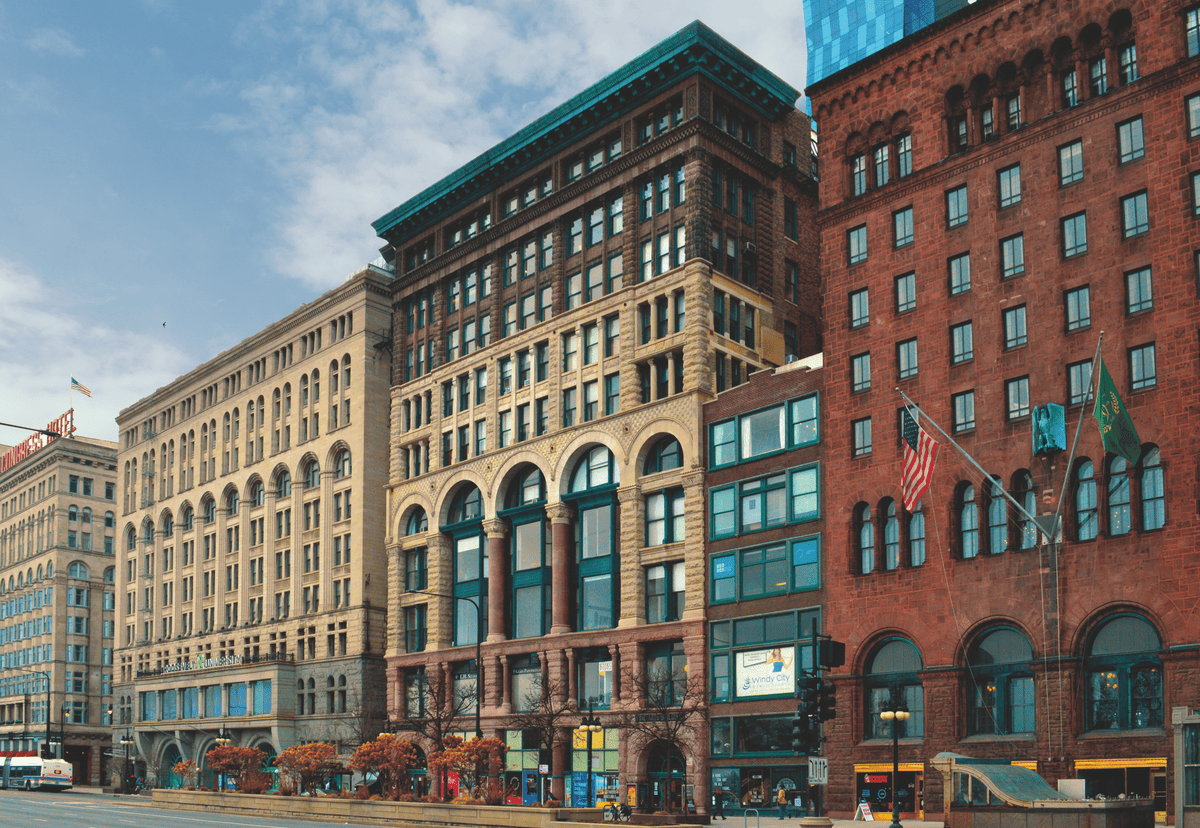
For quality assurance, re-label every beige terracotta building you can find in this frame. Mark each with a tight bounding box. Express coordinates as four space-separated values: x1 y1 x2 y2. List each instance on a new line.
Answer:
113 265 392 786
0 418 118 785
377 22 820 812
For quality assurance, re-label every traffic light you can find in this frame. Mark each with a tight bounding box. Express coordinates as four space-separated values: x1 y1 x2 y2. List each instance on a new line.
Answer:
796 672 819 719
816 678 837 722
791 711 816 754
819 638 846 669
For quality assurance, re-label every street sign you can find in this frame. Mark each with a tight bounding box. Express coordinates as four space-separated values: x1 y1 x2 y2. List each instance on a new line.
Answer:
807 756 828 785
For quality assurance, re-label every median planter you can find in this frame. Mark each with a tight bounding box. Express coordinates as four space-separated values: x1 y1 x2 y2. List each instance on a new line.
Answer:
150 788 594 826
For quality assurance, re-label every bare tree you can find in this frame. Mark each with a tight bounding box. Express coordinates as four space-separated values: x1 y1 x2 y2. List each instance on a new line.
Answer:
391 667 479 753
611 659 707 811
506 676 574 801
334 688 389 751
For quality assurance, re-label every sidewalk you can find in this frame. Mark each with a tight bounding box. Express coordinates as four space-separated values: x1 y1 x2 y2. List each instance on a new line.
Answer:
716 816 942 828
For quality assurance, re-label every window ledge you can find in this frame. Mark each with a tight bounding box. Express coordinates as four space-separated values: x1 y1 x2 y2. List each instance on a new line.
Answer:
1078 727 1165 740
958 733 1035 744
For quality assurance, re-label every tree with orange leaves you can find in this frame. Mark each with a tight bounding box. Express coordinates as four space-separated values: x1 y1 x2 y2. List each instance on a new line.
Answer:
349 733 421 799
276 742 343 794
428 736 507 802
205 745 265 789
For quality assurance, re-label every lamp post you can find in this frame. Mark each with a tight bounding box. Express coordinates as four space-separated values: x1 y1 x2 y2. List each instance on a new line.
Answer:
121 728 135 793
404 589 482 739
59 704 70 760
213 726 233 791
580 702 602 809
878 690 910 828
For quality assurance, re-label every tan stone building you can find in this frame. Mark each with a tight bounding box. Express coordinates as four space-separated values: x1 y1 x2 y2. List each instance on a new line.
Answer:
377 22 819 812
0 417 117 785
113 265 392 787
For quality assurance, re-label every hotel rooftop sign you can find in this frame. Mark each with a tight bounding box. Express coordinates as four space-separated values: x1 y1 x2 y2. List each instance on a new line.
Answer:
0 410 75 475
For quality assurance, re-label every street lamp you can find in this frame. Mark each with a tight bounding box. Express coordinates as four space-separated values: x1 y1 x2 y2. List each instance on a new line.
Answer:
579 702 603 809
59 704 70 759
214 727 233 792
404 589 482 739
879 691 911 828
121 728 135 793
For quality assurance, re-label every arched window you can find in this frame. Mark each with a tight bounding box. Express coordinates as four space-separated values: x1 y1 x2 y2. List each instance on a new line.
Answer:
300 375 309 406
856 503 874 575
1108 457 1130 536
126 527 136 551
180 504 194 530
342 355 352 389
311 369 320 402
1140 447 1164 530
986 477 1006 555
1014 472 1037 549
248 481 265 507
882 500 899 571
907 502 926 566
104 567 115 584
68 562 89 579
643 436 683 474
1074 460 1097 540
226 491 240 516
81 507 92 525
959 484 979 559
162 513 174 539
68 506 78 522
570 447 618 492
448 485 483 524
865 639 924 739
405 508 428 535
302 460 321 489
967 628 1035 735
506 466 550 639
505 467 546 509
105 511 115 528
277 471 292 499
142 519 154 544
1085 614 1162 730
333 449 352 479
202 498 216 524
567 447 619 632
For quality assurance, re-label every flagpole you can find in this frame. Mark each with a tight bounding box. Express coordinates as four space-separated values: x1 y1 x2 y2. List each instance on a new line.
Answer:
1044 332 1104 540
896 388 1040 527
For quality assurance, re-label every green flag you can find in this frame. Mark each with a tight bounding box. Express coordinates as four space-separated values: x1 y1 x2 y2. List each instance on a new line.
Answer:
1092 358 1142 466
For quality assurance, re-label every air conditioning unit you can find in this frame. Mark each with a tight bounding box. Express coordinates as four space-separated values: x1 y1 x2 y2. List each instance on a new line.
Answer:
744 242 758 254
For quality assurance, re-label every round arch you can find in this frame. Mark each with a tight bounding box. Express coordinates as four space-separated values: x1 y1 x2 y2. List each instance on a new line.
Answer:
491 450 554 509
553 433 626 499
627 417 692 477
434 471 492 527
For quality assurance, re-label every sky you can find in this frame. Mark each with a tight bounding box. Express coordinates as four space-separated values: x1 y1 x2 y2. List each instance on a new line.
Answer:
0 0 808 446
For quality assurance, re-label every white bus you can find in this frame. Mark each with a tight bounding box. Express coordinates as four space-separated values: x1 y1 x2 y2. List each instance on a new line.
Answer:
0 756 73 791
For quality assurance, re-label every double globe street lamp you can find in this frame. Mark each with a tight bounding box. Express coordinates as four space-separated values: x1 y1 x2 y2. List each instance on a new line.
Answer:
579 703 603 809
879 693 911 828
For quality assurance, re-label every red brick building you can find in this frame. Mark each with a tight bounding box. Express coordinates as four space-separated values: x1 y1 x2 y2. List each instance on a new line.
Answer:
808 0 1200 820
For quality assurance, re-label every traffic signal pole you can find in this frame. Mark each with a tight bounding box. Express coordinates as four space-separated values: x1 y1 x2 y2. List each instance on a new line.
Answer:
795 620 844 828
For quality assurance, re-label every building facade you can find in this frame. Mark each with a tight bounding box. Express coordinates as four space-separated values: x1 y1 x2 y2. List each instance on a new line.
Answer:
703 356 825 814
809 0 1200 819
0 417 117 786
377 21 819 812
113 266 393 786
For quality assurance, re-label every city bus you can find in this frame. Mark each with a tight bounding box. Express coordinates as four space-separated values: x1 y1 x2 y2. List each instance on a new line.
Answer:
0 756 73 791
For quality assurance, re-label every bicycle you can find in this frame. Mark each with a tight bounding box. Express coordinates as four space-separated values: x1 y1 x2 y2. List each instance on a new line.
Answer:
603 803 633 822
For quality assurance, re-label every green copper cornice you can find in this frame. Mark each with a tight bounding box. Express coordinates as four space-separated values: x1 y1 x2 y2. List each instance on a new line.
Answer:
372 20 799 243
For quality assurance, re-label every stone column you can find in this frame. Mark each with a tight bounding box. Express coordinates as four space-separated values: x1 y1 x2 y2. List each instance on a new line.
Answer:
567 648 578 710
547 502 574 634
668 352 678 396
552 730 569 802
616 486 644 628
424 534 453 650
484 519 509 642
680 470 707 622
385 545 404 657
500 654 512 713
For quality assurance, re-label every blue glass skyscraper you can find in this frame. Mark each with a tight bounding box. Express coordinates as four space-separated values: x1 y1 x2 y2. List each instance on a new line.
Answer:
804 0 975 86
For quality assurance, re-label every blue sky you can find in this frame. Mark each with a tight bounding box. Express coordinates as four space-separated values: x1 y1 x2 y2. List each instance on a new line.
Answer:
0 0 807 444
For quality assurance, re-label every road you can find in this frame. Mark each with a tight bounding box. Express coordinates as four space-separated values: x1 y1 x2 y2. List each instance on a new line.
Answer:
0 789 380 828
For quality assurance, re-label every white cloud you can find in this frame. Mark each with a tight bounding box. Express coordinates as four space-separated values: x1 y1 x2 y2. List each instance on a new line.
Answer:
25 27 85 58
0 255 194 442
214 0 807 291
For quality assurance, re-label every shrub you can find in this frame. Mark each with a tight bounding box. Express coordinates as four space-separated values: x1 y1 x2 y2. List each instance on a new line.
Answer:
239 770 272 795
369 794 382 801
278 785 295 797
397 792 416 802
355 785 372 801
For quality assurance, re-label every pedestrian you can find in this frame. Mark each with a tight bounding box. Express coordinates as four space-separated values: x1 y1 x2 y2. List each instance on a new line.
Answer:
777 786 788 819
713 787 727 820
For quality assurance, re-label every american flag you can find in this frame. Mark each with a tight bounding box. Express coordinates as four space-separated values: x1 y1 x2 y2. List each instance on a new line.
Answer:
70 377 92 398
901 409 938 512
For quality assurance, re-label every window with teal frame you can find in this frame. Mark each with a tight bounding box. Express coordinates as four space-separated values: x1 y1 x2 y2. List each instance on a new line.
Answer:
503 466 550 639
446 484 487 647
709 463 819 539
567 447 619 632
709 608 819 703
710 535 821 604
709 393 819 469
